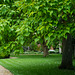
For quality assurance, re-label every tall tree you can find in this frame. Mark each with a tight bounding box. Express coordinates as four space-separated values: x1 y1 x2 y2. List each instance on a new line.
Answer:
0 0 25 58
59 34 74 69
16 0 75 69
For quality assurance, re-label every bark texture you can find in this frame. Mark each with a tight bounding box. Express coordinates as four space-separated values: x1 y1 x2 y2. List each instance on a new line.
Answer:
42 41 49 57
59 33 74 70
73 45 75 58
72 37 75 59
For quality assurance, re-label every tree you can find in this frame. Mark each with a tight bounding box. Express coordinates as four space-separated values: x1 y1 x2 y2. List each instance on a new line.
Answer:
71 0 75 7
59 33 74 69
0 0 25 58
1 0 74 69
59 0 75 70
72 37 75 58
15 0 52 57
16 0 75 69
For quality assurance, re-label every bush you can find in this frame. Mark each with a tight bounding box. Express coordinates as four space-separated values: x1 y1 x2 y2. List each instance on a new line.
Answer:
0 46 11 59
0 52 10 59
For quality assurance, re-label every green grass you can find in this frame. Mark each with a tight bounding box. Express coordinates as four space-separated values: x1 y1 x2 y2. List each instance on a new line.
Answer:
0 54 75 75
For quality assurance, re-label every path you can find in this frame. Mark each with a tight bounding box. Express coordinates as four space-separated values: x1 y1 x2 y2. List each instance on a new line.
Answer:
0 65 13 75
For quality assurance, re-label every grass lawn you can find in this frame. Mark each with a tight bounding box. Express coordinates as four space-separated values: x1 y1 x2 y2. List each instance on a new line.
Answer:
0 54 75 75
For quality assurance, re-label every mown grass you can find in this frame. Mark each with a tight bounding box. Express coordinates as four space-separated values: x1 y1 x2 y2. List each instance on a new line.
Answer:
0 54 75 75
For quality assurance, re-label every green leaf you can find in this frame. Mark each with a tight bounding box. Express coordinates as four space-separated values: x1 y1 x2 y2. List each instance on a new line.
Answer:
48 33 53 37
35 6 39 10
11 44 15 49
7 0 10 3
71 0 75 6
24 33 30 36
44 7 48 10
35 38 39 43
50 11 53 16
20 40 24 45
0 35 2 40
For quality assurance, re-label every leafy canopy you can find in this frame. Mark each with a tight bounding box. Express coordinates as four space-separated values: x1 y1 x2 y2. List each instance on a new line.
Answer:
16 0 75 47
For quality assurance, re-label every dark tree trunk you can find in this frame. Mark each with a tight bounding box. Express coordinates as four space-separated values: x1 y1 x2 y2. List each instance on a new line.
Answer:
42 41 49 57
43 47 49 57
62 39 66 53
72 37 75 59
59 33 74 70
73 45 75 59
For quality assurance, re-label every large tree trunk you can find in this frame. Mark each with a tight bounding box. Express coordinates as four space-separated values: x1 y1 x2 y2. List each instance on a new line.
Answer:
73 45 75 58
43 47 49 57
72 37 75 59
59 33 74 70
42 42 49 57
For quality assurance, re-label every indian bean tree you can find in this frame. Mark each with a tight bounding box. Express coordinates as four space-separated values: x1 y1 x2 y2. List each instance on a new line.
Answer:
0 0 25 58
16 0 75 69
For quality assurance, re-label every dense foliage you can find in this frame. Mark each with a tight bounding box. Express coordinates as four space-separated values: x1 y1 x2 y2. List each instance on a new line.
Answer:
0 0 75 58
16 0 75 46
0 0 24 58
